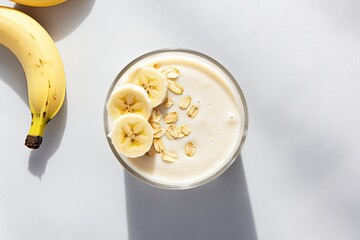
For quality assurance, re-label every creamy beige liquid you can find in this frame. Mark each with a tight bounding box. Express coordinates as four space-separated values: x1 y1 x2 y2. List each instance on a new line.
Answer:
107 51 246 187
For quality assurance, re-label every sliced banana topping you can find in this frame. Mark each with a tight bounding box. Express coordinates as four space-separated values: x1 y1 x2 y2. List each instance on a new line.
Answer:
108 113 154 158
125 67 168 107
107 63 202 161
107 84 152 121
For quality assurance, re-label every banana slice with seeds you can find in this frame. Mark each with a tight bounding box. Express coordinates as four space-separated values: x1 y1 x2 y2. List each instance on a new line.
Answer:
125 67 167 107
108 113 154 158
107 84 152 121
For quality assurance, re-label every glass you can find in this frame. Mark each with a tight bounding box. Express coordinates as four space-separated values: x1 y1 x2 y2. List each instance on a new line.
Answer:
103 48 248 189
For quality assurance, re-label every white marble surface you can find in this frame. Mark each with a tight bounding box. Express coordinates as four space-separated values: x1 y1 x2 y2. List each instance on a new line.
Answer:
1 0 360 239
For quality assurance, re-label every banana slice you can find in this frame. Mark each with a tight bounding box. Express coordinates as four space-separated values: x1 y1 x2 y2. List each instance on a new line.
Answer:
108 113 154 158
107 83 152 120
125 67 167 107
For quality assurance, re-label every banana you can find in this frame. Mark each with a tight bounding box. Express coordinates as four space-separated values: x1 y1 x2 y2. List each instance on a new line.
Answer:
11 0 67 7
107 84 153 121
108 113 154 158
0 7 66 149
125 67 167 107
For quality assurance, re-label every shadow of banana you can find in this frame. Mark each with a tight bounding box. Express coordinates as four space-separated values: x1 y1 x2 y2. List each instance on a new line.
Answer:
15 0 96 41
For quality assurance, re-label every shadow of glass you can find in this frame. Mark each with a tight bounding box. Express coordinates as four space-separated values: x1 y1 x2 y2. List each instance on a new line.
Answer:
124 155 257 240
14 0 96 41
28 97 67 179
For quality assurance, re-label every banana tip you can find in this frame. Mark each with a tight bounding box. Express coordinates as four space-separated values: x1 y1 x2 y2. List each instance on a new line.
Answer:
25 135 42 149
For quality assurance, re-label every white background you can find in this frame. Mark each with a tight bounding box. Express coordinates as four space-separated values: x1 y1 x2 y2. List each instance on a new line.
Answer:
1 0 360 239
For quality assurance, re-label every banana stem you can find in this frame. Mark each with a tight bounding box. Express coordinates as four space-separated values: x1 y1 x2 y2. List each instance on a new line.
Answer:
25 114 48 149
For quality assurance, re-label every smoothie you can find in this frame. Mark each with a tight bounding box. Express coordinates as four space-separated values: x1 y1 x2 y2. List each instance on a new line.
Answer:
105 49 247 189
